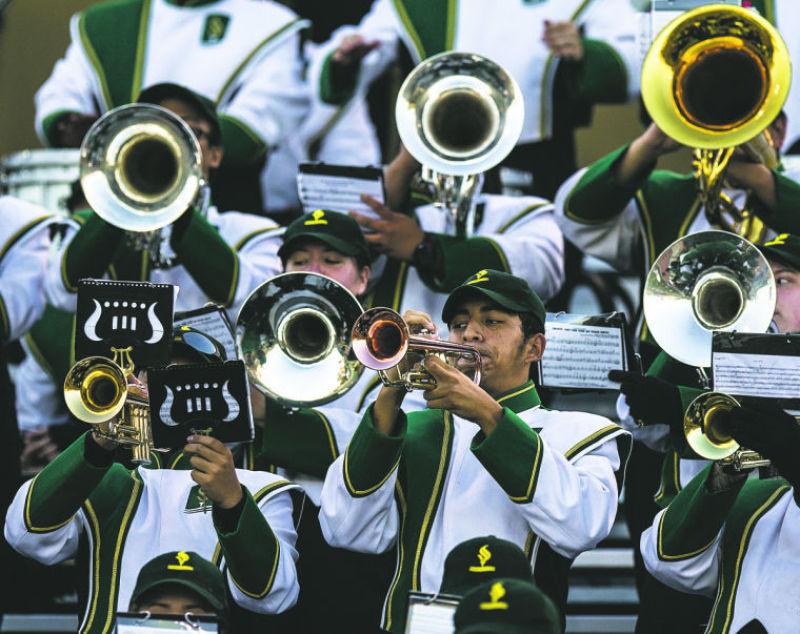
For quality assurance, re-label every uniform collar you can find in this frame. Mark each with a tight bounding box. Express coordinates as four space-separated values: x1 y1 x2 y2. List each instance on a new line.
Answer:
494 380 540 413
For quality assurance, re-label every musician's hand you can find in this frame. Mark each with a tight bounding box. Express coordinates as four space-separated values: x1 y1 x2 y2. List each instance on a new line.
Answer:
331 34 380 68
384 145 420 210
608 370 682 429
402 309 437 337
184 435 243 509
423 356 503 434
716 402 800 486
20 429 60 476
614 124 683 186
542 20 583 61
350 195 424 261
54 112 98 148
725 161 777 211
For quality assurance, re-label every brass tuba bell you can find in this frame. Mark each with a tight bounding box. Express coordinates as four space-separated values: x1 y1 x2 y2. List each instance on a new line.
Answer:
235 272 364 407
80 103 204 233
395 52 524 228
643 230 776 368
351 307 482 390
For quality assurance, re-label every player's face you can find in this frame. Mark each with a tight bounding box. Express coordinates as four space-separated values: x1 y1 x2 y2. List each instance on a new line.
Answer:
132 586 215 617
447 299 543 395
284 241 369 296
158 98 222 179
771 261 800 333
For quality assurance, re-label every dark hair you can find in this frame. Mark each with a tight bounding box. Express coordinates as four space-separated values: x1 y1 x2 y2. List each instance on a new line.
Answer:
519 311 545 339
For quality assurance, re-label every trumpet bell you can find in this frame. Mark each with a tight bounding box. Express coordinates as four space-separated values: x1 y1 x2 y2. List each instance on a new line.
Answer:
396 52 524 177
643 230 775 367
684 391 740 460
236 272 364 407
642 4 791 149
80 104 203 232
351 307 409 371
64 356 128 424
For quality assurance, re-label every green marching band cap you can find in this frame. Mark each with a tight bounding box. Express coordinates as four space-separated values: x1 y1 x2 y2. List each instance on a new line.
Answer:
440 536 533 597
278 209 371 268
129 550 228 614
454 577 561 634
442 269 546 329
138 82 221 144
760 233 800 272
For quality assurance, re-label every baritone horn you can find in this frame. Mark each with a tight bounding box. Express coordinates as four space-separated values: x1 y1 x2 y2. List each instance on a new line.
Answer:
80 103 204 233
395 51 524 228
642 230 776 368
63 354 153 464
236 272 364 407
352 308 482 390
641 4 791 239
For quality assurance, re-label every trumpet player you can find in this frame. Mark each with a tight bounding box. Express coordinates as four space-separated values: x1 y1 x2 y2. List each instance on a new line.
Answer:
319 270 630 633
4 326 302 634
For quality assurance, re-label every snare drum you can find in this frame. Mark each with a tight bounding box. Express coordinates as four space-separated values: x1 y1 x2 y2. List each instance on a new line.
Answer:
0 148 80 213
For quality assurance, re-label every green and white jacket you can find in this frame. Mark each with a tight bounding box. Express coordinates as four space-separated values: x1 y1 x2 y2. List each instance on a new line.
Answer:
4 433 300 633
319 381 630 632
35 0 308 165
313 0 639 144
641 465 798 634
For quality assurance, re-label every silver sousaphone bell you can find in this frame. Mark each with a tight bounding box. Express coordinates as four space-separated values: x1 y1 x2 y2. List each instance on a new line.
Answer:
643 230 776 368
235 272 364 407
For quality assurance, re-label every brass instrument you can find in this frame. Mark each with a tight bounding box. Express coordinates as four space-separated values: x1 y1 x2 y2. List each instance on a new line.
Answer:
395 52 524 231
684 391 771 470
235 272 364 407
643 230 775 368
641 4 791 240
63 351 153 464
352 307 482 390
80 104 204 265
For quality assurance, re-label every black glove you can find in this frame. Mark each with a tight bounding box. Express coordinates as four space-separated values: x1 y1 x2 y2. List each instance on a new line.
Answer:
608 369 682 429
716 402 800 489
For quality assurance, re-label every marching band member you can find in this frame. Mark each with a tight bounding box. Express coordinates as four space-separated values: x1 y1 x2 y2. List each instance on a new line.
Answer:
4 328 302 633
313 0 640 198
34 0 307 211
319 270 630 632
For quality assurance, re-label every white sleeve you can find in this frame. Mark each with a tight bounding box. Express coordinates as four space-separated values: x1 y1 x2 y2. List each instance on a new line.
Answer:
580 0 642 98
44 220 81 313
34 15 102 145
220 31 308 150
318 453 400 554
310 0 401 101
0 222 52 342
640 508 721 597
14 345 70 432
4 479 83 566
226 228 284 320
225 489 300 614
554 168 643 275
616 393 673 453
489 206 565 302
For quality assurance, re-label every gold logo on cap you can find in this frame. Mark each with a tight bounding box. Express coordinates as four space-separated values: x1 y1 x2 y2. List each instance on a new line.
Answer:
479 581 509 611
167 551 194 571
304 209 328 226
467 269 490 285
469 544 496 572
765 233 789 247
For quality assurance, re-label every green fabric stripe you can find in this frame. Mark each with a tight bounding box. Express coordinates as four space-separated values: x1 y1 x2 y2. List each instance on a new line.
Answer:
62 212 124 293
218 115 267 166
495 380 541 413
497 203 549 234
79 0 150 109
40 109 76 147
356 375 383 413
26 305 78 385
0 295 9 343
370 258 409 311
343 405 405 497
419 234 509 292
171 210 239 306
573 39 628 104
563 424 622 461
235 227 282 251
259 400 340 478
471 409 543 504
707 480 790 633
0 215 51 262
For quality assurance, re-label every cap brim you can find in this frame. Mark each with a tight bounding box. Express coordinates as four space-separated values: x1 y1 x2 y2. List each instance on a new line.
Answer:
131 578 226 613
442 286 530 324
279 233 363 260
760 245 800 272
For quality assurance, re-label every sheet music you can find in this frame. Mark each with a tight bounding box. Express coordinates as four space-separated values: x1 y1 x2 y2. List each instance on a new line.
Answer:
297 163 384 217
713 352 800 399
175 307 238 361
405 599 456 634
540 323 625 390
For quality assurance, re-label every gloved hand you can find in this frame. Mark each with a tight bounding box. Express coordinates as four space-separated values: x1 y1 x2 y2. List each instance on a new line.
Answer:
608 369 682 429
716 402 800 489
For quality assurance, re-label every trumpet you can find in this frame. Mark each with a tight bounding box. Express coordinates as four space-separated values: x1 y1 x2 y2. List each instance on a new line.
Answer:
352 308 482 390
236 272 364 407
63 355 153 464
641 4 791 240
684 391 770 470
395 52 524 230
